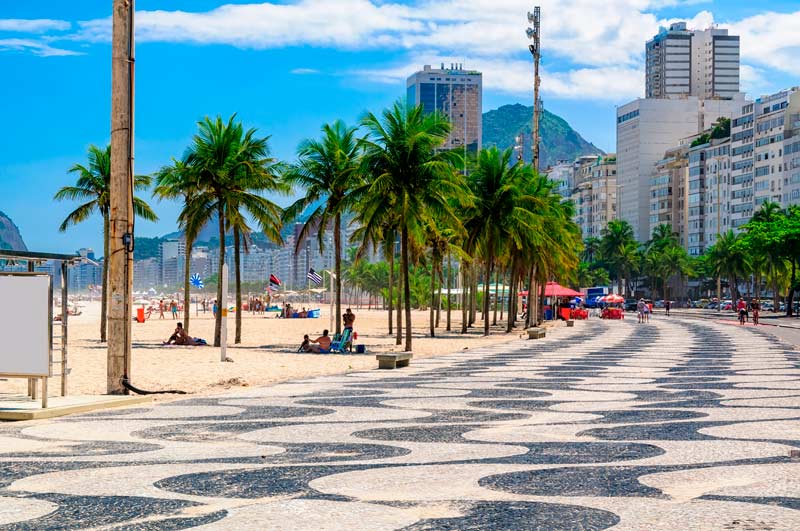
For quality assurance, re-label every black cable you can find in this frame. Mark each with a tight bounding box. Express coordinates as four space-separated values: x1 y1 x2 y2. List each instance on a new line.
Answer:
122 378 186 395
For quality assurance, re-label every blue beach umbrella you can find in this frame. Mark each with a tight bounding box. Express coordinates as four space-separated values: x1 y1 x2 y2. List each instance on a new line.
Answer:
190 274 204 289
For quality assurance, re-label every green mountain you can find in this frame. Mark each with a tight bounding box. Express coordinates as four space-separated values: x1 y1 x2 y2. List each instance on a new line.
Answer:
482 103 603 168
0 211 27 251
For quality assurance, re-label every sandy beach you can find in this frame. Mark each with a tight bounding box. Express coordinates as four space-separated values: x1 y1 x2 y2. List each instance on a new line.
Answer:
0 300 530 399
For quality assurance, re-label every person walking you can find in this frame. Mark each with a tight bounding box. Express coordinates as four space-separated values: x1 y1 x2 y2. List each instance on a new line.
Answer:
170 300 178 320
752 299 760 326
636 298 646 324
159 299 165 319
665 299 671 316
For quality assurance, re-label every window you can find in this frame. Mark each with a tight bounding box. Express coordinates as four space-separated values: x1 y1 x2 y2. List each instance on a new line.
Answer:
755 166 770 177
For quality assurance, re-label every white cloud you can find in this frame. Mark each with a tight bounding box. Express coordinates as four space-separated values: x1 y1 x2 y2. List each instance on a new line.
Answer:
0 18 70 33
356 55 643 101
290 68 319 75
726 10 800 75
0 38 81 57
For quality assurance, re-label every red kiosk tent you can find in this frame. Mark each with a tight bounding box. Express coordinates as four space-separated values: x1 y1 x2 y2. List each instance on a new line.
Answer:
520 282 584 320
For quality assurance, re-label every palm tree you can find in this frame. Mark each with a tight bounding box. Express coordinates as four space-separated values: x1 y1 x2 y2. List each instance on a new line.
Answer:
357 101 465 351
153 156 199 333
706 230 750 301
464 147 538 336
582 236 601 263
181 115 287 346
283 120 363 336
600 220 638 297
55 144 157 342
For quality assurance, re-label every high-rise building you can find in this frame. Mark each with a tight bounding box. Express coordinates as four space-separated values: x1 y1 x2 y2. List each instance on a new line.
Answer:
616 95 746 241
406 64 482 153
570 155 618 239
646 22 740 100
651 146 689 247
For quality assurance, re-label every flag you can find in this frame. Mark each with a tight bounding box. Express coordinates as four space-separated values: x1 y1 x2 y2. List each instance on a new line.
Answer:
307 268 323 286
269 274 282 287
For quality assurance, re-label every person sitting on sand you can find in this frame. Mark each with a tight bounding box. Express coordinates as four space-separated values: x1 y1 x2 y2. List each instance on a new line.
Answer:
163 322 208 346
306 330 332 353
164 322 191 345
299 334 310 352
298 307 308 318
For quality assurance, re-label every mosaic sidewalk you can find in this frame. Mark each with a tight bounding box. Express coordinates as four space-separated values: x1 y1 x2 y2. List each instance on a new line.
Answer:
2 317 800 530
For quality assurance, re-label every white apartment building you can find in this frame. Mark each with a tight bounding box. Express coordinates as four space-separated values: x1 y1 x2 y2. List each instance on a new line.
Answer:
646 22 740 100
571 155 618 239
616 95 746 241
548 160 574 199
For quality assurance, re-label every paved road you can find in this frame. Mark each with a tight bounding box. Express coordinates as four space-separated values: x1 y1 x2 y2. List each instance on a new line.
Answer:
2 317 800 530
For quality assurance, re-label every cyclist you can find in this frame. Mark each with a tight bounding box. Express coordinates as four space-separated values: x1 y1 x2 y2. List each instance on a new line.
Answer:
737 298 747 325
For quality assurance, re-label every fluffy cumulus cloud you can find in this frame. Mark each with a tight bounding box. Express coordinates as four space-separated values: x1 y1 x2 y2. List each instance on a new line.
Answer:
0 1 797 100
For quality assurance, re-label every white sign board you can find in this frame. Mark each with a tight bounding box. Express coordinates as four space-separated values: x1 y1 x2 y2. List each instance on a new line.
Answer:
0 273 51 377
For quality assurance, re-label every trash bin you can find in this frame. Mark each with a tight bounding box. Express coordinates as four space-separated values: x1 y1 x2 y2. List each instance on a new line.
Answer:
356 344 366 354
544 309 553 321
136 307 145 323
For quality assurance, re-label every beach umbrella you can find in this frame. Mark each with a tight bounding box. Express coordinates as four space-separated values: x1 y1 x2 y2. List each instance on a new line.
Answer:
601 294 624 303
190 274 204 289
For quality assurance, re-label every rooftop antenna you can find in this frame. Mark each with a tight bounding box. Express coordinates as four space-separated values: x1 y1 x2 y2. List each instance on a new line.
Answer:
527 6 542 172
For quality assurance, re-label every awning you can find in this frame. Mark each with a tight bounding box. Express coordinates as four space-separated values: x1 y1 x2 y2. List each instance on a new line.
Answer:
519 282 582 298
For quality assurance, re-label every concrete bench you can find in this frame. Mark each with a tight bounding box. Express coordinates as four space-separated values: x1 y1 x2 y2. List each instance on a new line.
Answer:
566 320 575 327
527 327 546 339
377 352 413 369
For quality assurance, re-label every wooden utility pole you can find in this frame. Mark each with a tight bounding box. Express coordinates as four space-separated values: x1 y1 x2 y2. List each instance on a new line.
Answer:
527 7 541 171
108 0 135 394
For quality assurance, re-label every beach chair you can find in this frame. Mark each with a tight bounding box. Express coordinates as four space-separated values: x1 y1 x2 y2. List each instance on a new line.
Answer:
329 328 352 353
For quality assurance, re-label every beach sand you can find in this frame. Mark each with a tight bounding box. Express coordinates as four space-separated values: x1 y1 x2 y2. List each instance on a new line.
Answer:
1 300 533 399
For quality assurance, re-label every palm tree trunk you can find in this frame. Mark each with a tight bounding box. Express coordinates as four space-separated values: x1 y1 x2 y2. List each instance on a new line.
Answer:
183 237 193 334
234 227 242 344
214 204 224 347
461 265 469 334
388 243 394 335
788 260 797 317
469 267 477 326
401 223 412 352
506 258 517 333
100 212 109 342
436 261 442 328
525 265 535 328
334 214 342 335
483 245 493 336
396 274 403 345
499 269 505 321
429 262 436 338
492 269 499 326
445 253 452 331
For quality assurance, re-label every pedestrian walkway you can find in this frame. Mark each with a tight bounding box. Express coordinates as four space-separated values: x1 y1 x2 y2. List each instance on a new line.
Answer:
1 318 800 530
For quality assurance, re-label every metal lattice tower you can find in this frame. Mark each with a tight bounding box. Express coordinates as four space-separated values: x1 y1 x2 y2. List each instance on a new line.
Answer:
527 7 541 172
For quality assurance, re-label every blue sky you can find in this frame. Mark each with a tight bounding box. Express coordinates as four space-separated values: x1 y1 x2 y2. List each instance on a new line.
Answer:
1 0 798 253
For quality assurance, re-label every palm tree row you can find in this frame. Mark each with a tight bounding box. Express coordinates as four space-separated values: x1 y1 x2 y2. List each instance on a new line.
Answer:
55 102 584 347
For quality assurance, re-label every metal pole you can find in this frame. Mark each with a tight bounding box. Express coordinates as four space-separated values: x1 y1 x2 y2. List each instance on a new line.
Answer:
107 0 135 394
716 156 722 311
61 261 69 396
528 6 541 171
220 263 228 361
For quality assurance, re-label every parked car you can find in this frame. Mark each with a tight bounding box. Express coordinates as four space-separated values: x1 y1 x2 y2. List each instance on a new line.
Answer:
654 300 665 308
705 302 718 310
624 299 638 312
